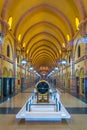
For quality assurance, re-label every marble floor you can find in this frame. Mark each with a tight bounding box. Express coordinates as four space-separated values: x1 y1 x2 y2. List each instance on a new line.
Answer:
0 88 87 130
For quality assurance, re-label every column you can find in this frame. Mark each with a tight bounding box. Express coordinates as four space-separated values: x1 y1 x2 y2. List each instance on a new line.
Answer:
0 20 8 100
0 40 3 100
13 40 17 94
69 39 76 95
60 66 63 90
80 22 87 97
84 34 87 97
70 53 76 95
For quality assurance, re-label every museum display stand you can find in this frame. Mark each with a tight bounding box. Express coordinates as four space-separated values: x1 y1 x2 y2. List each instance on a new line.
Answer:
16 80 71 121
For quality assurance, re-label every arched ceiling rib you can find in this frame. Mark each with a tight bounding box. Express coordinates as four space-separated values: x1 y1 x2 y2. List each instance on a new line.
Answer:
32 50 55 61
73 0 86 19
26 32 61 53
33 52 55 65
29 42 58 59
0 0 87 75
31 47 57 62
14 4 74 37
21 21 67 44
33 56 55 69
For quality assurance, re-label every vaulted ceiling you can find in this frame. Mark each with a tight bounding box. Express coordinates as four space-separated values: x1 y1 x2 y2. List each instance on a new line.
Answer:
0 0 87 75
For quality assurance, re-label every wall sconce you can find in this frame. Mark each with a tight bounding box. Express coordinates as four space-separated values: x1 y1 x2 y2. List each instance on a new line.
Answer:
21 58 27 65
29 66 33 71
54 67 58 71
58 59 67 65
20 47 27 65
61 59 67 65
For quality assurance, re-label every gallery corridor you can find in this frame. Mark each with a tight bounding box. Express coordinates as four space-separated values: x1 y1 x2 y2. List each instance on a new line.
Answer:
0 0 87 129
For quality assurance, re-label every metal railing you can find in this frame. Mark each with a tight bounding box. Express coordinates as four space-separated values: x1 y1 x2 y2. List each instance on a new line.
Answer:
26 92 61 112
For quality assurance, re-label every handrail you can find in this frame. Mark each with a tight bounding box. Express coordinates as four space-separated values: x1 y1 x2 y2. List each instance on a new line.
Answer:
26 90 61 112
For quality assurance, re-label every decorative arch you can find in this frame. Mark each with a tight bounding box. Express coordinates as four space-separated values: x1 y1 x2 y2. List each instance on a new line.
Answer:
29 44 58 59
80 67 84 95
21 73 24 78
4 37 13 58
3 67 8 77
80 68 84 77
7 44 10 57
14 4 74 37
26 31 62 51
76 69 80 77
74 39 79 55
8 69 13 78
78 45 81 58
17 72 21 78
21 21 67 44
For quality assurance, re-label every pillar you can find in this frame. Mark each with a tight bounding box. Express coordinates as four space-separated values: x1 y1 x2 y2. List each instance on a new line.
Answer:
84 34 87 97
0 40 3 100
0 20 8 100
70 40 76 95
13 39 17 94
80 21 87 97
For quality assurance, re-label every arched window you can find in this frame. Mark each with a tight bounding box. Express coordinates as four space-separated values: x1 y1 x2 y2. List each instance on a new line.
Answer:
69 55 70 63
17 55 19 63
78 45 80 58
7 45 10 57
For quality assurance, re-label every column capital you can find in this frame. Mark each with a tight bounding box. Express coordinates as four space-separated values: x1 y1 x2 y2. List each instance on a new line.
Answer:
1 19 9 36
79 19 87 36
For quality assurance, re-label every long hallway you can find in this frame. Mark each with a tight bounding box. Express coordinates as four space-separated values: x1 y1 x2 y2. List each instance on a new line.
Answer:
0 0 87 129
0 88 87 130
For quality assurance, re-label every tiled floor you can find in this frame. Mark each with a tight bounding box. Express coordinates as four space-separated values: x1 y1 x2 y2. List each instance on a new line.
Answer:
0 88 87 130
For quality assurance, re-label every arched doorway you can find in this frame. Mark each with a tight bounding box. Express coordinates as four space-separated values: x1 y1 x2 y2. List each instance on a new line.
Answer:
67 72 70 92
80 68 84 96
21 73 25 92
3 67 8 77
76 69 80 94
57 71 59 88
8 69 13 78
8 69 15 95
17 72 21 91
63 73 66 91
3 67 10 97
64 73 68 92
